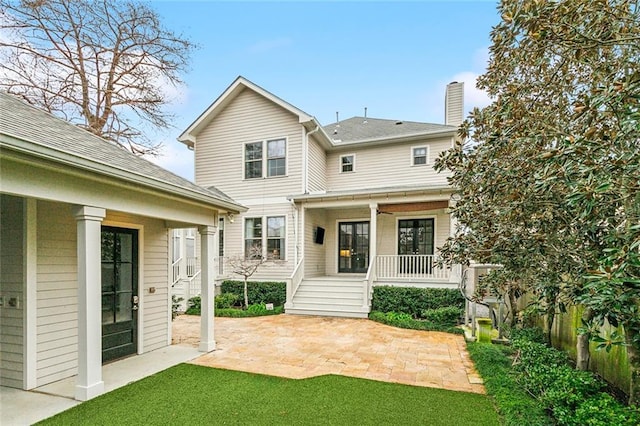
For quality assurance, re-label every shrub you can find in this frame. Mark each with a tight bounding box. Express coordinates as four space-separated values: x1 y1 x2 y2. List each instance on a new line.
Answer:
215 293 238 309
171 295 184 320
421 306 463 326
220 280 286 306
508 326 547 344
368 311 464 335
216 305 283 318
510 328 638 425
467 342 552 426
371 286 464 318
185 296 201 315
572 393 640 426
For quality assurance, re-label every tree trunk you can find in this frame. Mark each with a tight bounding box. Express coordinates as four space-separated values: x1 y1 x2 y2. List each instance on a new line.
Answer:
543 309 555 344
243 278 249 308
626 330 640 406
576 307 594 371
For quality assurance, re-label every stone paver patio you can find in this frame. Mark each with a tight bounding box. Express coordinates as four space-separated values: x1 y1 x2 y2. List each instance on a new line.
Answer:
173 314 484 394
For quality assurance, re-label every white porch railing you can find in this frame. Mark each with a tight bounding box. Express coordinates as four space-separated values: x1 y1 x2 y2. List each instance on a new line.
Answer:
186 256 198 277
286 257 304 306
375 255 451 280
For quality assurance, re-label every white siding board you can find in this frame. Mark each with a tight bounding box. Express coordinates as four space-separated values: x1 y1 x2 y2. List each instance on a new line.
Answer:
0 194 24 388
326 137 453 191
195 89 303 199
307 135 327 192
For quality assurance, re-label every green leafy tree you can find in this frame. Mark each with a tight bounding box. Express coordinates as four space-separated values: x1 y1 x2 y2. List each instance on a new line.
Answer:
436 0 640 404
0 0 195 155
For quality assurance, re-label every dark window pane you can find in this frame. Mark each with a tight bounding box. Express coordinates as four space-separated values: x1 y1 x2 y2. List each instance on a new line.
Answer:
101 264 115 293
101 232 114 261
102 294 114 324
118 233 133 262
341 155 354 172
267 238 284 260
118 263 133 292
116 293 132 322
245 142 262 160
245 160 262 179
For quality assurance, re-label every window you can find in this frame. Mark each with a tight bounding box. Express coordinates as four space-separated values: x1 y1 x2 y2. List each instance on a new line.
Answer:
244 138 286 179
244 218 262 258
245 142 263 179
244 216 286 260
412 146 428 165
340 154 355 173
267 216 285 260
267 139 286 177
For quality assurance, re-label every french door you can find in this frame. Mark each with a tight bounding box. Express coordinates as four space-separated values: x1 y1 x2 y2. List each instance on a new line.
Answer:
338 221 369 273
101 227 138 362
398 219 434 274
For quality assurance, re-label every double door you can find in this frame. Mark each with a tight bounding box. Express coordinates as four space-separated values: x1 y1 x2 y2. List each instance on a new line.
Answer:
338 221 369 273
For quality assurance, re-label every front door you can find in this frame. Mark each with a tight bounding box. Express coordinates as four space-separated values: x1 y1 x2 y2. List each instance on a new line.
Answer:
398 219 434 273
101 226 138 363
338 221 369 273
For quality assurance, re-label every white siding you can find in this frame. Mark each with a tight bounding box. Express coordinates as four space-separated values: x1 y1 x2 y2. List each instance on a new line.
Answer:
0 195 25 388
195 88 303 199
222 202 296 282
304 208 328 278
326 137 453 191
36 200 77 386
104 212 169 353
307 135 327 193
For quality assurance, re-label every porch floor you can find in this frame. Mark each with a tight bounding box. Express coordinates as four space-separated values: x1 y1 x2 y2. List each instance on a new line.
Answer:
1 345 201 425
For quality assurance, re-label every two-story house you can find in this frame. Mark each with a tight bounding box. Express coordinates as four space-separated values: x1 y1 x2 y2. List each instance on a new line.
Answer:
176 76 463 318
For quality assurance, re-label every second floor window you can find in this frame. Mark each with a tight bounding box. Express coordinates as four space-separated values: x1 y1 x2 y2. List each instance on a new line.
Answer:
412 146 428 165
244 138 286 179
340 154 355 173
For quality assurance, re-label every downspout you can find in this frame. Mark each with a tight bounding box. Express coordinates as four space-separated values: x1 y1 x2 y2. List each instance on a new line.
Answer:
304 125 320 194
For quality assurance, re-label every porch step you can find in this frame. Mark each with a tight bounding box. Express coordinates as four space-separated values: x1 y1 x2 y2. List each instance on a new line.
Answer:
286 278 371 319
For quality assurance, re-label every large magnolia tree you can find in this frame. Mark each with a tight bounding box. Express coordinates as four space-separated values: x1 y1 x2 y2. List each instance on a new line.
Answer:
436 0 640 404
0 0 195 155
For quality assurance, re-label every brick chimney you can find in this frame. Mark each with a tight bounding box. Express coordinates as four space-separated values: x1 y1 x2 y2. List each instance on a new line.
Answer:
445 81 464 126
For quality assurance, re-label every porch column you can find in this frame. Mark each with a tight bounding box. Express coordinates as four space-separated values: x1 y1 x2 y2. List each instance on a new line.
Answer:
198 225 217 352
448 202 461 283
73 205 106 401
369 202 378 263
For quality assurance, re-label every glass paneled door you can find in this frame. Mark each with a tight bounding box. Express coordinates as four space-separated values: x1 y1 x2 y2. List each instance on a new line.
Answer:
101 226 138 363
398 219 434 274
338 221 369 273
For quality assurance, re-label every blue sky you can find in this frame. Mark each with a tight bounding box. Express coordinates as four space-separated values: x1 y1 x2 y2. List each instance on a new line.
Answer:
149 1 500 179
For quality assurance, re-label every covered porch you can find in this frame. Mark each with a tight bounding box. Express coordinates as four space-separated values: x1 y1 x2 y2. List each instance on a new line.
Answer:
285 187 461 317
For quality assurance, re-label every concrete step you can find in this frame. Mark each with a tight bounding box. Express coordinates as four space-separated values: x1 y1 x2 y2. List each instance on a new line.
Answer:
285 306 369 319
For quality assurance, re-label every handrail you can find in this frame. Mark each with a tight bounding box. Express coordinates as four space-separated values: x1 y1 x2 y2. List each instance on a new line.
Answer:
286 257 304 306
363 256 376 310
171 257 182 286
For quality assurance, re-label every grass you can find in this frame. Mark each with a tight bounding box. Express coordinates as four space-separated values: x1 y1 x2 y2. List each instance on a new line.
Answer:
39 364 500 425
467 342 552 426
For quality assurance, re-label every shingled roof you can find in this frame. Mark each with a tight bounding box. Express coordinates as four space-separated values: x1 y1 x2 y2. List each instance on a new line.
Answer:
323 116 456 144
0 92 242 210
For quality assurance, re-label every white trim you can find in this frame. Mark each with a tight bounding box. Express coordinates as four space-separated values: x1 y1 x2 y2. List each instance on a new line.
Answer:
410 145 429 166
167 227 173 346
339 153 356 173
23 198 37 390
242 214 287 261
102 220 145 355
242 136 289 180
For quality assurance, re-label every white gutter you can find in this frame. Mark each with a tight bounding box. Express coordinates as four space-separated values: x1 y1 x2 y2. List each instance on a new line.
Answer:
0 136 246 213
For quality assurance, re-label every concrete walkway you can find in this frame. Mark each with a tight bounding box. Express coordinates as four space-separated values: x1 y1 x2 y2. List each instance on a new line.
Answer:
1 345 201 425
173 314 485 394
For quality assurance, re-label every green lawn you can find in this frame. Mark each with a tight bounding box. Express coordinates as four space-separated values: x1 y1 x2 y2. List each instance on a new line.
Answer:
38 364 499 425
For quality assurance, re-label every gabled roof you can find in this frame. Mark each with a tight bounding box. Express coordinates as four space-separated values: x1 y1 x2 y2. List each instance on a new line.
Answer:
323 117 457 145
178 76 333 147
0 92 244 212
